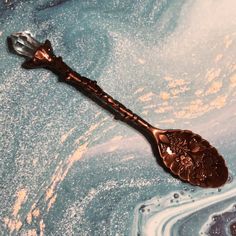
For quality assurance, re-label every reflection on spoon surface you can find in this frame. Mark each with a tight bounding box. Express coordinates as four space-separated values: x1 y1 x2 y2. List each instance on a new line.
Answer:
8 31 228 188
152 128 228 188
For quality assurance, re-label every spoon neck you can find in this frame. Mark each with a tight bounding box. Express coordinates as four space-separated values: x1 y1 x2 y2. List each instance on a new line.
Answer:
66 70 154 133
20 39 159 136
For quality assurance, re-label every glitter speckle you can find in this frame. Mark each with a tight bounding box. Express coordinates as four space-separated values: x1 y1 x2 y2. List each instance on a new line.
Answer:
1 0 235 235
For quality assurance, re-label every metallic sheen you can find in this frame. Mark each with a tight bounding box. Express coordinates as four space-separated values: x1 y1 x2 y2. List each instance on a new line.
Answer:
8 32 229 188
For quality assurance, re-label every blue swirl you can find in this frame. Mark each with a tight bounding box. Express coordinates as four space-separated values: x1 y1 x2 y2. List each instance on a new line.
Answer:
0 0 235 235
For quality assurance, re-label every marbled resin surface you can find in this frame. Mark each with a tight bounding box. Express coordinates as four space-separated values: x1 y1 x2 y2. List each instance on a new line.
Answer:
0 0 236 235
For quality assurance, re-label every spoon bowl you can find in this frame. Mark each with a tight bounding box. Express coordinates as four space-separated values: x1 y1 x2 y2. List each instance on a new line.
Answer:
150 127 228 187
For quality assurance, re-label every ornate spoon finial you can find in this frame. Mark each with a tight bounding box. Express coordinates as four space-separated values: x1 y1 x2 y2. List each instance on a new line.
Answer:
7 32 229 188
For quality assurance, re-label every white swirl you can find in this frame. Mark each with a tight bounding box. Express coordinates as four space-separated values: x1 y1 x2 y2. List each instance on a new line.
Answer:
133 182 236 236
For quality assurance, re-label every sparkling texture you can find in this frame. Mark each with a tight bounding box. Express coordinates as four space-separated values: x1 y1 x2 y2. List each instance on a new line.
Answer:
0 0 236 235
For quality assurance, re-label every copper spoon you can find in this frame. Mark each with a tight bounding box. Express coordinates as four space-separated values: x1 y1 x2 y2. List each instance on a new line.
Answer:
7 32 228 188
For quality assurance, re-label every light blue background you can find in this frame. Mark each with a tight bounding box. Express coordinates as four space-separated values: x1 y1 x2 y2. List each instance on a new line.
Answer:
0 0 235 235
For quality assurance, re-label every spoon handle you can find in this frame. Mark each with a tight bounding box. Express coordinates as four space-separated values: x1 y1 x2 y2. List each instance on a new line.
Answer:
66 71 152 130
21 39 154 134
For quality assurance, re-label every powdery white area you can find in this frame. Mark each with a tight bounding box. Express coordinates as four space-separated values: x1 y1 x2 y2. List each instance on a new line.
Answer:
164 0 236 55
